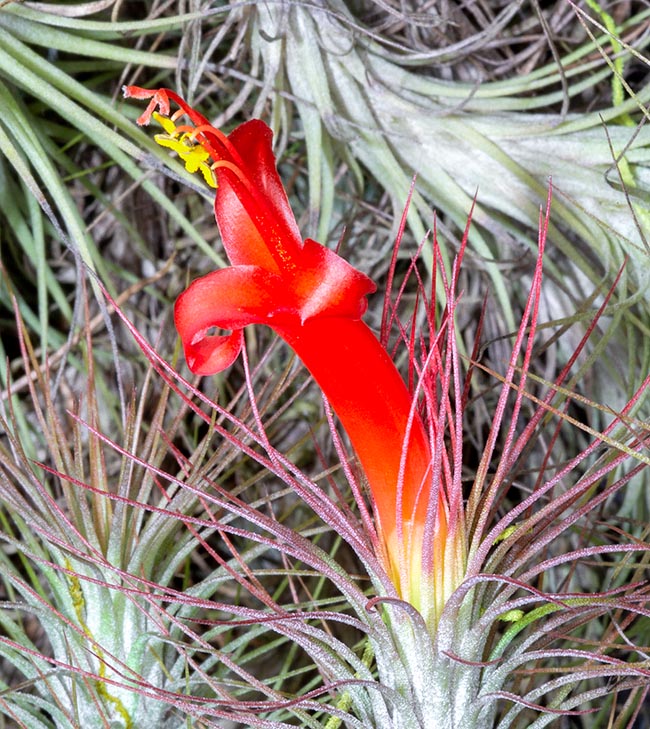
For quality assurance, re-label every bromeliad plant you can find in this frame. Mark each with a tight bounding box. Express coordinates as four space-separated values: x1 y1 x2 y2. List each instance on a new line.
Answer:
119 85 650 726
6 80 650 728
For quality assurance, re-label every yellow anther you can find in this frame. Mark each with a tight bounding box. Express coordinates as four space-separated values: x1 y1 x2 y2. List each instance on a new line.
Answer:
152 111 178 135
152 113 216 188
198 162 217 188
181 143 217 188
153 134 184 153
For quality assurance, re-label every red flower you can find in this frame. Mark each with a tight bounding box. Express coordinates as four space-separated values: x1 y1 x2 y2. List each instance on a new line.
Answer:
125 86 449 606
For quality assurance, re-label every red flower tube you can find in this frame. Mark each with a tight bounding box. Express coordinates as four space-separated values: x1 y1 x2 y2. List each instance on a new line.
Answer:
124 86 449 607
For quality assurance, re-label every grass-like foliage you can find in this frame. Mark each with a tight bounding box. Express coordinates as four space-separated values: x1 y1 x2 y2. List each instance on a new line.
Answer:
0 1 649 727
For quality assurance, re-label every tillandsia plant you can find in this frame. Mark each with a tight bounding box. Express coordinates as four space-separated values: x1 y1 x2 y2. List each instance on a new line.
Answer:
116 85 650 727
1 3 649 728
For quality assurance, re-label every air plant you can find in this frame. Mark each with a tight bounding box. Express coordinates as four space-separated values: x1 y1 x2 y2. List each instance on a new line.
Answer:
94 85 648 726
0 2 649 725
0 61 649 729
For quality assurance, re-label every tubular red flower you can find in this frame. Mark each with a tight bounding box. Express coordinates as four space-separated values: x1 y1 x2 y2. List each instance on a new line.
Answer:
125 86 448 601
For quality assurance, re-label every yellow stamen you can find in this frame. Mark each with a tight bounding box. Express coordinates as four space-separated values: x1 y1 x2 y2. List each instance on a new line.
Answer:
152 111 177 135
151 112 217 188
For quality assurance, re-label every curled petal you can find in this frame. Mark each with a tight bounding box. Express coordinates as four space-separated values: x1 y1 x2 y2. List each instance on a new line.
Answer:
185 330 244 375
295 239 376 321
174 265 295 375
225 121 302 252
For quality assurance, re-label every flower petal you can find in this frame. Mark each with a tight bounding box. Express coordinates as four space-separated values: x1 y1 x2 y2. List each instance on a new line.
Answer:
184 330 244 375
295 239 376 321
215 120 302 271
227 121 302 246
174 265 295 375
214 182 282 273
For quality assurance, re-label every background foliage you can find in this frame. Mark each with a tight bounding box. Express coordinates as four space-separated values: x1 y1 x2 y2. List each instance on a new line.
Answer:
0 1 649 727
